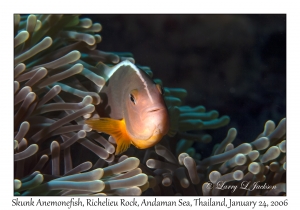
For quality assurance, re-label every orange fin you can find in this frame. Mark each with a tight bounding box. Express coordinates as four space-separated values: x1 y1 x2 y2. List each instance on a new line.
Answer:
85 118 131 155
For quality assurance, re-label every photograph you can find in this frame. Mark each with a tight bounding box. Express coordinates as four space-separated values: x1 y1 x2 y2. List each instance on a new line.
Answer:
13 14 286 198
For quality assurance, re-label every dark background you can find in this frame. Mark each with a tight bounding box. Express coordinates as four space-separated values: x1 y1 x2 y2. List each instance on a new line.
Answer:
83 14 286 157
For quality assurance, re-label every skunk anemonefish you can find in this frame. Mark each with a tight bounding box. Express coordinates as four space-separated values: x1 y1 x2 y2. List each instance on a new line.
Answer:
85 60 169 155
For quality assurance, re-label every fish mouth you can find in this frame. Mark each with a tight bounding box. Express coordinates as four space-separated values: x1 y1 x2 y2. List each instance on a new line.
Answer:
146 106 164 113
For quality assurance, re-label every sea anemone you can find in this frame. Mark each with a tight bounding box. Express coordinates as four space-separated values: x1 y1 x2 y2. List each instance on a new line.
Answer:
145 118 286 195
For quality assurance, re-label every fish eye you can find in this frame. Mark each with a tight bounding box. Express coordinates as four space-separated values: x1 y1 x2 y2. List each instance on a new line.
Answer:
161 87 165 95
130 94 136 105
156 83 164 95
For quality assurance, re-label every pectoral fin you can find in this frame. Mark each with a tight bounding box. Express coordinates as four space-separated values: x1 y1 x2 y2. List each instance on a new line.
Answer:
85 118 131 155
